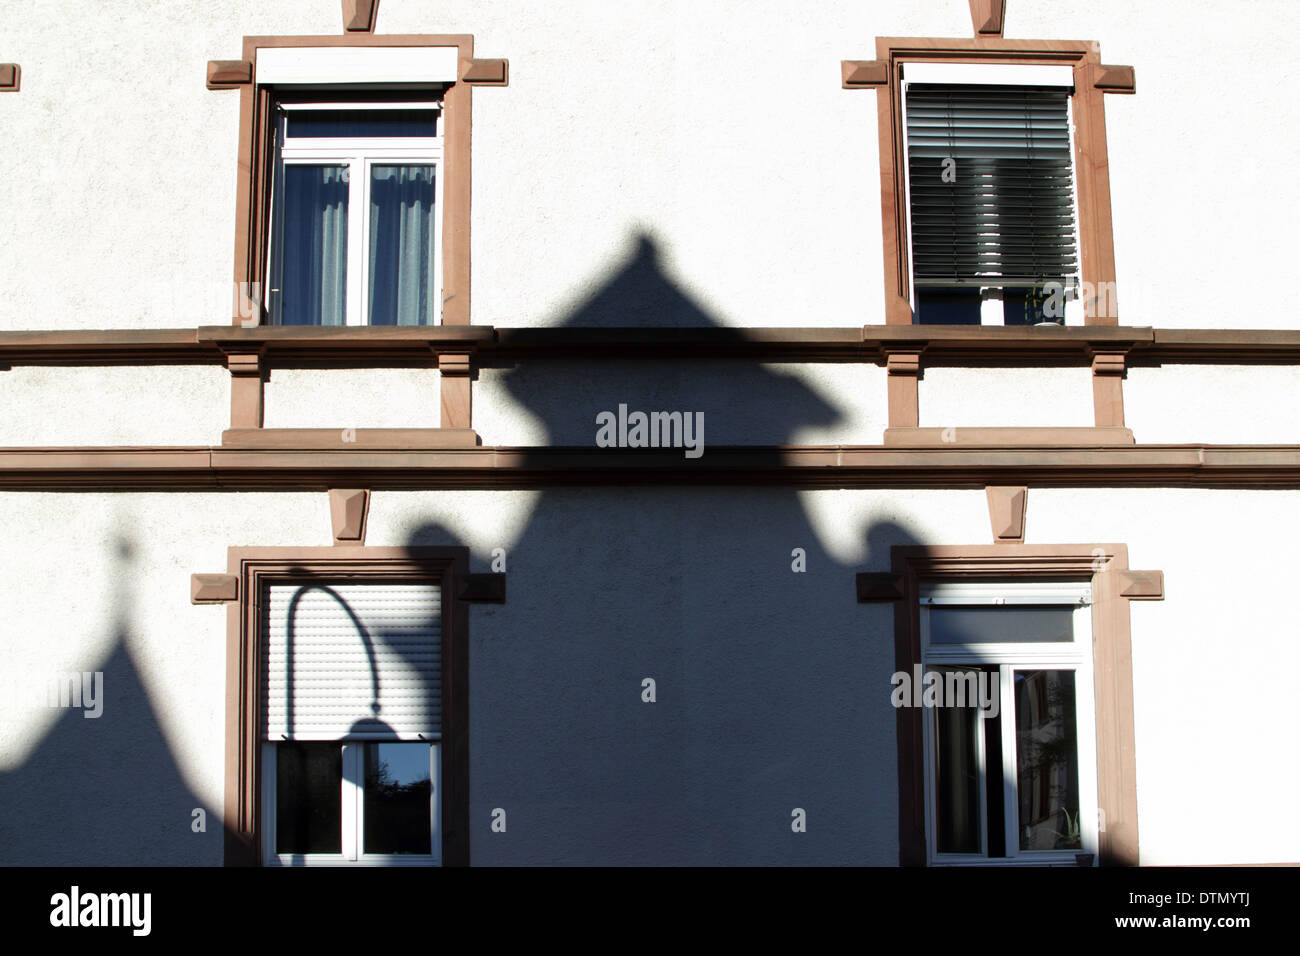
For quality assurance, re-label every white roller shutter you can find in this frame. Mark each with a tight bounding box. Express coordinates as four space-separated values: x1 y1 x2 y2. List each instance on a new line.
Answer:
262 582 442 741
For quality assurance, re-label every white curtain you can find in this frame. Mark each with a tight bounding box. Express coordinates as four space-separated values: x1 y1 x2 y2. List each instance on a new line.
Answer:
368 165 437 326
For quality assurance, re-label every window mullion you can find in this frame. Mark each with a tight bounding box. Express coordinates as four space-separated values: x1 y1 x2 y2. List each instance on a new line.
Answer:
975 695 989 857
999 664 1018 859
341 742 360 861
359 155 372 326
345 158 364 326
434 156 445 326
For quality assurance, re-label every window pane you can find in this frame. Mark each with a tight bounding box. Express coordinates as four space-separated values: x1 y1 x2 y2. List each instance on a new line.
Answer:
286 109 438 139
915 288 982 324
368 165 438 326
271 165 348 326
275 743 342 854
1003 286 1065 326
1014 670 1082 851
929 606 1073 644
933 668 982 854
363 743 432 854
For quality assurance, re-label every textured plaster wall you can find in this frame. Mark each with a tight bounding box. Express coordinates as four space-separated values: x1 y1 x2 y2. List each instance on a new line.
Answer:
0 0 1296 867
262 368 442 430
3 484 1295 864
919 366 1095 429
3 0 1293 334
0 491 323 865
1010 1 1300 331
474 361 888 447
0 366 228 445
1028 488 1300 865
1124 365 1300 444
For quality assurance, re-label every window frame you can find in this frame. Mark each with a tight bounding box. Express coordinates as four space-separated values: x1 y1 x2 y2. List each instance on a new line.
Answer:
261 740 442 866
228 34 477 328
222 546 471 867
919 581 1100 865
888 544 1142 867
266 99 446 327
899 69 1087 327
869 37 1124 327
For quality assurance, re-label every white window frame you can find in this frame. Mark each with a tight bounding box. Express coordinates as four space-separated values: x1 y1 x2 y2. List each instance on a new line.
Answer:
900 64 1086 327
919 580 1099 866
266 100 445 327
261 739 442 867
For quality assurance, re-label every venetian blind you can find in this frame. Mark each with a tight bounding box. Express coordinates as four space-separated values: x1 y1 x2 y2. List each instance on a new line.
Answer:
906 84 1079 288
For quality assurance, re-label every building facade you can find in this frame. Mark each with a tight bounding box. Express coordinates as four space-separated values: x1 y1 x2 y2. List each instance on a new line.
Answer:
1 0 1297 866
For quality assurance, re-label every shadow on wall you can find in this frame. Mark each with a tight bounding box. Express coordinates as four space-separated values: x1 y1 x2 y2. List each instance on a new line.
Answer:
0 232 929 866
419 231 927 864
0 536 228 865
492 233 847 447
554 232 720 329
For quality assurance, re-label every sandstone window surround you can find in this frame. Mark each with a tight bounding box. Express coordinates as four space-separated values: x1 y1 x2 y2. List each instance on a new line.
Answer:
841 3 1135 328
857 494 1164 866
206 15 506 440
192 533 505 866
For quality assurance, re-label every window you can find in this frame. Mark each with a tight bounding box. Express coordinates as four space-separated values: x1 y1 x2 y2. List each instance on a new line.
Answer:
902 64 1082 326
852 37 1131 326
918 580 1099 865
267 97 444 326
217 37 494 328
259 581 445 866
220 547 471 867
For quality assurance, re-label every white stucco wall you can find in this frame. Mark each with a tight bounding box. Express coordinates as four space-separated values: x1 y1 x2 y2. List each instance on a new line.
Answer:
1125 365 1300 444
262 368 442 430
919 366 1096 429
1028 488 1300 865
3 0 1295 333
0 0 1297 868
0 366 228 446
473 361 888 447
1 484 1296 864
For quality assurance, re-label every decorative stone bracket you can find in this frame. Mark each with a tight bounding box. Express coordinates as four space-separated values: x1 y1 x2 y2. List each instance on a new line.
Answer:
225 350 265 430
329 489 370 545
985 485 1027 543
1091 350 1127 428
1092 64 1136 94
191 573 239 604
969 0 1006 36
460 58 509 86
841 60 889 89
437 351 474 430
885 349 922 429
343 0 379 33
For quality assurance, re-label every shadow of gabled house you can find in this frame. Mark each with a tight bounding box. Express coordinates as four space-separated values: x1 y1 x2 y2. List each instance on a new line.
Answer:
0 634 225 865
449 231 916 865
